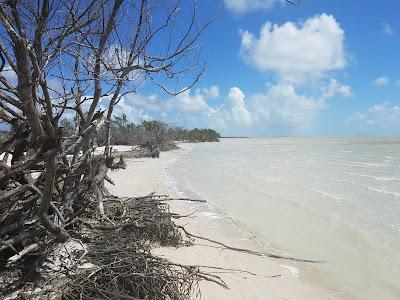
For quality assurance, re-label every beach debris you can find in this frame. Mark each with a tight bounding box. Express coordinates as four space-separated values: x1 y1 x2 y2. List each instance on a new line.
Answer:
60 193 228 299
0 0 298 297
0 191 228 299
178 226 323 263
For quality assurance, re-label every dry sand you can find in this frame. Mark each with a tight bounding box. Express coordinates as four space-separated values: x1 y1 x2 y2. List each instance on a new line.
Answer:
106 144 328 299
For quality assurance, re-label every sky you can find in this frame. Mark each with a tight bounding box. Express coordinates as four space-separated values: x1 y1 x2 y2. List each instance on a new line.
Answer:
0 0 400 136
112 0 400 137
3 0 398 137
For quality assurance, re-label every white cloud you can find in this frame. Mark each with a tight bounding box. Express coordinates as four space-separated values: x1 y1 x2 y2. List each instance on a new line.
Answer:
348 102 400 128
122 86 220 115
165 89 209 112
0 65 17 86
203 83 326 134
320 79 352 99
240 14 347 83
395 80 400 86
109 82 341 135
381 23 394 35
227 87 252 124
124 93 162 112
179 87 252 130
223 0 278 14
194 87 253 130
198 85 220 99
374 76 390 87
113 97 151 122
96 94 152 123
250 83 326 131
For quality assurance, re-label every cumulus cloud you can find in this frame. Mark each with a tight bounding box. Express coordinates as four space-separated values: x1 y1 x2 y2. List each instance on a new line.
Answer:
374 76 390 86
117 86 220 118
110 81 347 135
223 0 279 14
201 88 251 131
250 83 326 131
227 87 252 124
113 97 151 122
240 14 347 83
320 79 352 99
348 102 400 128
203 83 327 135
165 90 209 112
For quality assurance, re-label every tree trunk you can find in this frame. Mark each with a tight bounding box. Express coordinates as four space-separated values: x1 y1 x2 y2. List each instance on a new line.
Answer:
38 154 69 242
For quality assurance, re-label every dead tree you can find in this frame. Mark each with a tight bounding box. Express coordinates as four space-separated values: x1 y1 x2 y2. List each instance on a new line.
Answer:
0 0 212 265
100 0 213 156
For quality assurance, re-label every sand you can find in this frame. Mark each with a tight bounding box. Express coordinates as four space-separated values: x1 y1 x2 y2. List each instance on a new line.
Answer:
106 144 328 299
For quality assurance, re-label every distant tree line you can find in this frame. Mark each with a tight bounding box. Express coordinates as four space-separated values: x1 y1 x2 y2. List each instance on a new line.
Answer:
60 113 221 147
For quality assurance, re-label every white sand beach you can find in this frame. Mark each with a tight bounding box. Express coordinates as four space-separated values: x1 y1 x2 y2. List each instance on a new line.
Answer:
106 144 328 299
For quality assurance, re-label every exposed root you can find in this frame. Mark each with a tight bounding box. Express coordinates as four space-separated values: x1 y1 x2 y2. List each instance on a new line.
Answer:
62 194 227 299
178 226 324 263
1 193 228 299
194 265 282 278
1 185 321 299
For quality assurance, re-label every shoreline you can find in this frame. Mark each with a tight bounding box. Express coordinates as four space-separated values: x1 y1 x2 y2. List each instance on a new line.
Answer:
106 143 329 299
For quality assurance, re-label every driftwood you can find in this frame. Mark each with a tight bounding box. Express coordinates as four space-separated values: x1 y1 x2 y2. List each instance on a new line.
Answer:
1 191 230 299
0 1 298 298
178 226 323 263
60 194 228 299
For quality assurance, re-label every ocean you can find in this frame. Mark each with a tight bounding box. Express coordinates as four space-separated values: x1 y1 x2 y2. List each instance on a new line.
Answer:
167 137 400 300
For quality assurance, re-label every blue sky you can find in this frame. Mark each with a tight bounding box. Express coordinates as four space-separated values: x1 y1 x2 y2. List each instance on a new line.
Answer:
115 0 400 136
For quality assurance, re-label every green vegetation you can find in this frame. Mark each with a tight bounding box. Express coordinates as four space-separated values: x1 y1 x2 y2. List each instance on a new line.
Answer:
95 114 221 146
186 128 221 142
